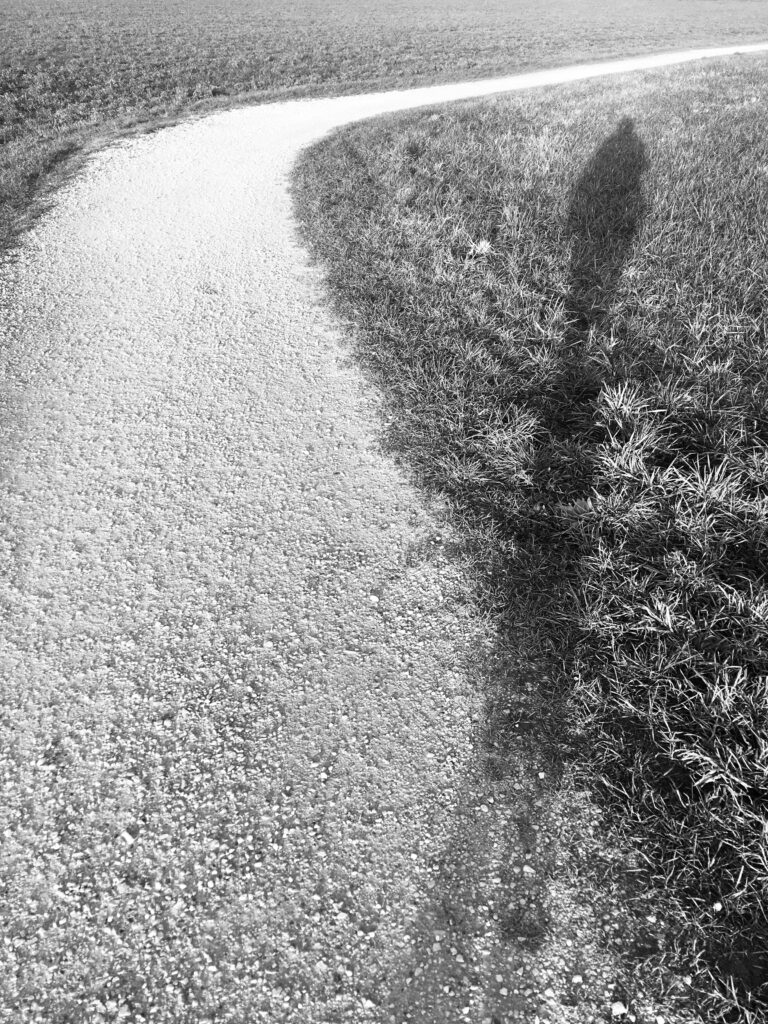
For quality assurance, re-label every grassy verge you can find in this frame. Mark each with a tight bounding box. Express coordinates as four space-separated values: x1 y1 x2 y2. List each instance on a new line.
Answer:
4 0 768 258
292 53 768 1022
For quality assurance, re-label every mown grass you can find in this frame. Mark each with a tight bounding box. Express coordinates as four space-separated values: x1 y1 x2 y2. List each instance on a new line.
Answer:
292 54 768 1022
4 0 768 257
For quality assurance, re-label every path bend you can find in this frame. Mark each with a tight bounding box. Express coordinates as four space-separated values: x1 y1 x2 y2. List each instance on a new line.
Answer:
1 43 767 1024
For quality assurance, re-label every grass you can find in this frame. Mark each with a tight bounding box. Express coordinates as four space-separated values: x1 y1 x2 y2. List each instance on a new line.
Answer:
292 53 768 1022
4 0 768 257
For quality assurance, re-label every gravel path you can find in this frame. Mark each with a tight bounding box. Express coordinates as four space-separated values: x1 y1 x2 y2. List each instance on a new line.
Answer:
2 44 767 1024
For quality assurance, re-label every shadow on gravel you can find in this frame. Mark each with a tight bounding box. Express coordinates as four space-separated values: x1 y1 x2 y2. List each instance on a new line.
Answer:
378 552 661 1023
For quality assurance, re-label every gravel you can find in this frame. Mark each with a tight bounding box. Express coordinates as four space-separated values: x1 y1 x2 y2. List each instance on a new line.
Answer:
3 45 764 1023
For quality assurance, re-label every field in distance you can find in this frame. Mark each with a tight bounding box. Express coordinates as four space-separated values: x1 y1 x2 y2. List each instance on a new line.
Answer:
3 0 768 253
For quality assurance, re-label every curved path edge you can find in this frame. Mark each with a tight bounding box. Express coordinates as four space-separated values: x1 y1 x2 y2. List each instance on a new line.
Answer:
1 42 767 1024
317 41 768 114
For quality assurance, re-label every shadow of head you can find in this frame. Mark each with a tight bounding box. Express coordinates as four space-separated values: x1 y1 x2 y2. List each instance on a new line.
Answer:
566 116 647 329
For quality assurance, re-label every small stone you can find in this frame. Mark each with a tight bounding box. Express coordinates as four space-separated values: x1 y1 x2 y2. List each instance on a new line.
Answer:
523 864 535 876
611 1001 628 1017
572 975 583 985
544 988 555 999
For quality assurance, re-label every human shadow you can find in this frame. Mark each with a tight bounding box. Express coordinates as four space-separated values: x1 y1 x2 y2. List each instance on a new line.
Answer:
478 117 649 670
378 119 652 1019
527 116 647 485
565 116 647 340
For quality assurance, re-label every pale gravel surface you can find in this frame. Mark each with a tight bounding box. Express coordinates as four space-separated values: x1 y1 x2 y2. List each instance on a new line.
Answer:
2 45 767 1024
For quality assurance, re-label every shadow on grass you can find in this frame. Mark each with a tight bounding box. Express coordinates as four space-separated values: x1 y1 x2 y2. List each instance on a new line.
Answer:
566 116 647 337
527 116 647 488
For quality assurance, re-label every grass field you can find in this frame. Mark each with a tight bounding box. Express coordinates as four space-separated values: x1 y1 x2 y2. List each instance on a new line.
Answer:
4 0 768 256
292 53 768 1023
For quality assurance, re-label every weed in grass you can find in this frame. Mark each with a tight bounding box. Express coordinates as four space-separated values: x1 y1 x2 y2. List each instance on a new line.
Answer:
293 55 768 1022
